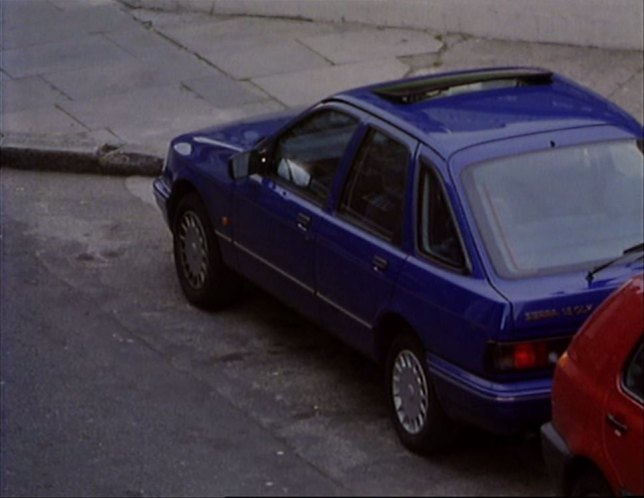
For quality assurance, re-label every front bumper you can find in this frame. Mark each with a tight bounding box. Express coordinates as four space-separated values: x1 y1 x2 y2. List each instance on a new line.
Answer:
427 353 553 434
153 176 172 228
540 422 573 495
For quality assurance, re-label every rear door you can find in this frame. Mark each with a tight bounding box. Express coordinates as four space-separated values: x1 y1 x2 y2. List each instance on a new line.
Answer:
315 120 416 353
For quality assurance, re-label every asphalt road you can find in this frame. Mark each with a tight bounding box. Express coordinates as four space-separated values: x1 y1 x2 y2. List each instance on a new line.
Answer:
1 168 553 496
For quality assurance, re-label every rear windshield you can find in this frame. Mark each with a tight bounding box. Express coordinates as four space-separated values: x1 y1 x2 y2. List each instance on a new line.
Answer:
462 140 643 278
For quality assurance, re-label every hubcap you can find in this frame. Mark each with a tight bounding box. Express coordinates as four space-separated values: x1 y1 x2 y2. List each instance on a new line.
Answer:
178 211 208 289
392 349 429 435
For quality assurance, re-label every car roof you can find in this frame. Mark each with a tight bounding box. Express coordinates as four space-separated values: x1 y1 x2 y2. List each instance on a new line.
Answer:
331 67 643 159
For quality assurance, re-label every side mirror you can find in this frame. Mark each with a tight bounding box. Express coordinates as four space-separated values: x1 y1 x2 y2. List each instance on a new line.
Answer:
229 150 252 179
229 148 268 180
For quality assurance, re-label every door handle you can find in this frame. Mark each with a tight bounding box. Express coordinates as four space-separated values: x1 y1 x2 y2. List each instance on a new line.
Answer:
296 212 311 232
372 255 389 272
606 413 628 436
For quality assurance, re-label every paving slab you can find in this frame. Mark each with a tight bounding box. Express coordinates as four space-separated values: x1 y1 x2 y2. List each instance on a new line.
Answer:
102 24 202 63
1 3 140 50
57 85 216 147
57 85 216 130
163 16 341 46
43 58 216 101
58 86 283 155
127 0 643 51
129 7 232 29
202 38 332 80
49 0 115 9
160 20 333 79
1 107 88 136
300 28 444 64
1 76 71 114
158 16 345 77
121 0 217 14
252 58 410 107
609 69 644 123
0 0 62 32
182 74 270 108
1 35 135 79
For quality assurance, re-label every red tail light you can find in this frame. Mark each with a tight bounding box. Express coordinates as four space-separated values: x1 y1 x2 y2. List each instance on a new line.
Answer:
486 337 571 372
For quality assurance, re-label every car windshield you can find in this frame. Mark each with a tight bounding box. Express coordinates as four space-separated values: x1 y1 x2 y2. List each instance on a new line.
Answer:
462 139 644 278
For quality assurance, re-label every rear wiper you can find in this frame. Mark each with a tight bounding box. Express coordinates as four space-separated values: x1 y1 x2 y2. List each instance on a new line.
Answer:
586 242 644 285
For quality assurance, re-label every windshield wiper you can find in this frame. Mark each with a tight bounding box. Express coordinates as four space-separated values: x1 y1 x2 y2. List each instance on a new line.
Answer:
586 242 644 285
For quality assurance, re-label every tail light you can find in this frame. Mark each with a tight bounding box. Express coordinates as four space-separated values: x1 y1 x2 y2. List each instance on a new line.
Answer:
486 337 571 372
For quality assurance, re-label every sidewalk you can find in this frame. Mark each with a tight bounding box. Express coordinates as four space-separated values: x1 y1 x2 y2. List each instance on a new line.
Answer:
1 0 642 175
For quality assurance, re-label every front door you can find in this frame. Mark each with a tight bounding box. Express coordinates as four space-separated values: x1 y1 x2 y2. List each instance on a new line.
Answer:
233 109 360 318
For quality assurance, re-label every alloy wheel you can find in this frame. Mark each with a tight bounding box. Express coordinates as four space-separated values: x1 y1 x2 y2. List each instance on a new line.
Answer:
391 349 430 435
178 211 209 289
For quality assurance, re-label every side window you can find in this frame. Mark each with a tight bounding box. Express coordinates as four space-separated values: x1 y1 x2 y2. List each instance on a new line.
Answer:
271 110 358 205
623 340 643 404
338 128 409 243
418 164 466 269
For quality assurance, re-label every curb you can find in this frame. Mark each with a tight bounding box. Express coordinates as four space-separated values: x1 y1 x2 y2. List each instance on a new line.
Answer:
1 135 163 177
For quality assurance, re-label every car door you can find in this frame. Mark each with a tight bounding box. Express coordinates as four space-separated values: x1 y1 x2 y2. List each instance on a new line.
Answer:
315 121 416 353
603 339 643 495
232 108 360 318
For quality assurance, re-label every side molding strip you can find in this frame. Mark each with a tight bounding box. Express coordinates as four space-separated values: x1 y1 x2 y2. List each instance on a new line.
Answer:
234 241 372 329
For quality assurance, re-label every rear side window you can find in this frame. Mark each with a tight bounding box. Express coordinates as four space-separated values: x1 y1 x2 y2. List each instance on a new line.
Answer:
418 165 466 269
338 128 409 244
271 110 359 205
624 340 643 404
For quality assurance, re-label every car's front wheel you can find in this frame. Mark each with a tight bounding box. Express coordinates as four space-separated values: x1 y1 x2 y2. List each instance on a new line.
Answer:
386 332 455 454
172 193 240 309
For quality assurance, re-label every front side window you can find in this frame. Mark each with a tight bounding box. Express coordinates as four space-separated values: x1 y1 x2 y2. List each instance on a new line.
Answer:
624 340 643 404
418 164 466 269
462 140 644 278
338 129 409 243
271 110 358 205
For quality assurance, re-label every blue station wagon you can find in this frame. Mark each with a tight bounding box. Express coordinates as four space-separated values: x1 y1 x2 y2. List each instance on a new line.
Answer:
154 67 644 453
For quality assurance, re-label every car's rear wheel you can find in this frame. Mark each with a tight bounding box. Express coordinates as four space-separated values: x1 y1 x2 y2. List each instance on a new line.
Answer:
570 470 613 497
385 332 455 454
172 193 240 309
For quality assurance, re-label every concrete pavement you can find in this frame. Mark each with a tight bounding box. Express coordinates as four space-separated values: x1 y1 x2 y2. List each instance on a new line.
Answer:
124 0 644 51
1 0 642 175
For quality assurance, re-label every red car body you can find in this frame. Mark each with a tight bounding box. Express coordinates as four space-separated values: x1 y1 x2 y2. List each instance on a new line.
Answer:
541 274 644 496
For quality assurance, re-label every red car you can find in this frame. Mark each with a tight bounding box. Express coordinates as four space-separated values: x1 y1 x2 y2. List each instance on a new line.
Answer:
541 274 643 496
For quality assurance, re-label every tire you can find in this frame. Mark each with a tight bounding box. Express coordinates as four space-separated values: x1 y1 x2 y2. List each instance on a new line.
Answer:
385 332 455 454
172 192 240 309
570 470 614 497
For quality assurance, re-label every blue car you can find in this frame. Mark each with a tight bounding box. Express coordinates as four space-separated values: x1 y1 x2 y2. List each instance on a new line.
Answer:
154 67 644 453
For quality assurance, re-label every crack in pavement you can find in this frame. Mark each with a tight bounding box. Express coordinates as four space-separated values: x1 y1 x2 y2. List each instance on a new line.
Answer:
608 66 644 99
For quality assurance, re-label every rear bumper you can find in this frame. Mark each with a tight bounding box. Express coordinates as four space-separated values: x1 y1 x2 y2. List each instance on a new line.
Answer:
540 422 573 495
427 353 552 434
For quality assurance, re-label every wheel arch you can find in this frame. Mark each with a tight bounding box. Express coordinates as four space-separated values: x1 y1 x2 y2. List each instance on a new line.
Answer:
373 312 416 365
168 180 200 229
377 310 457 453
